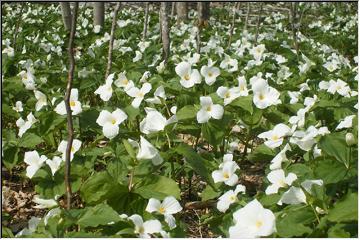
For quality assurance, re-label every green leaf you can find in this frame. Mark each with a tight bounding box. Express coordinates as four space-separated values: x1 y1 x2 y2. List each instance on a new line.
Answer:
18 133 44 148
201 122 225 147
134 175 180 200
122 139 136 159
318 132 351 168
176 105 197 121
78 203 121 228
200 185 220 201
314 158 348 184
229 95 253 114
247 144 276 161
327 224 351 238
276 206 315 237
2 146 19 170
80 171 128 204
174 144 215 188
328 192 357 223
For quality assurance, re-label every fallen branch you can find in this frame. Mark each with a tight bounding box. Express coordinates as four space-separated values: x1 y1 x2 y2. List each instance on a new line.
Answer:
105 2 121 79
184 200 216 210
64 2 78 210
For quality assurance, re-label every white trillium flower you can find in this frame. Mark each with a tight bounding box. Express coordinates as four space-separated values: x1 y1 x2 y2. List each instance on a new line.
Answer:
114 72 134 91
156 60 166 73
24 150 48 178
288 91 300 104
278 179 323 205
57 139 82 161
249 44 266 61
13 101 23 112
129 214 162 238
270 144 291 170
216 86 241 106
94 73 115 102
251 77 281 109
289 108 307 128
93 25 101 33
16 112 37 137
175 62 201 88
323 61 339 72
217 184 246 212
145 196 182 229
44 207 61 226
45 156 63 176
140 108 174 134
258 123 291 149
136 136 163 165
229 199 276 238
220 54 238 72
19 68 36 90
336 115 355 130
15 217 41 237
54 88 82 115
212 161 239 186
126 83 152 108
145 85 166 104
327 79 351 97
200 65 220 85
34 90 47 111
96 109 128 139
196 96 224 123
237 76 249 96
265 169 297 195
33 195 58 209
133 50 143 62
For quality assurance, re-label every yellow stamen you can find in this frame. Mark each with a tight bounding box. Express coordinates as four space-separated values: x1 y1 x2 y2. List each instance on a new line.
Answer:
111 119 116 125
70 101 76 107
206 106 212 112
255 220 263 228
159 207 166 214
184 74 190 81
223 172 230 179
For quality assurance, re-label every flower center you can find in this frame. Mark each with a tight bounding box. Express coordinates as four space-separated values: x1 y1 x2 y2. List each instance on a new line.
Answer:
184 74 190 81
271 135 279 141
259 94 265 100
255 220 263 228
137 92 144 97
70 101 76 107
71 146 75 152
206 106 212 112
159 207 166 214
223 172 230 179
111 119 116 125
225 92 231 98
279 179 287 187
229 195 237 202
138 226 145 234
122 79 128 84
240 85 245 91
208 72 213 77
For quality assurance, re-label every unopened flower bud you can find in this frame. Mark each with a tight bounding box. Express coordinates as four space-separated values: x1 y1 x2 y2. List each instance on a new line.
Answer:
346 133 356 146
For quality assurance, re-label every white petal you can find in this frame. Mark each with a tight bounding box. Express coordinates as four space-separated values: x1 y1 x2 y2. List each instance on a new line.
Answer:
164 214 176 229
196 109 210 123
143 220 162 234
162 196 182 214
278 186 306 205
96 110 113 127
145 198 161 213
175 62 191 77
210 104 224 120
54 101 66 115
103 123 119 139
112 108 128 125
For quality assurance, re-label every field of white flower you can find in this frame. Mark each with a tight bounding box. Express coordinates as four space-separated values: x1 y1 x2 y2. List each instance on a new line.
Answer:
1 2 358 238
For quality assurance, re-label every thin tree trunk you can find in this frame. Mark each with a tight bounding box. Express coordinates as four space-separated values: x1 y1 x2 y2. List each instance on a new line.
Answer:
176 2 188 23
142 2 149 40
60 2 72 31
171 2 176 19
228 2 238 48
93 2 104 27
160 2 170 64
290 2 299 55
255 2 263 43
105 2 121 79
244 2 250 31
64 2 78 210
197 2 210 28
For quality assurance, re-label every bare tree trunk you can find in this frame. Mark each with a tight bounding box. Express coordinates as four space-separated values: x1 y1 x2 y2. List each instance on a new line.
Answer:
290 2 299 55
228 2 239 48
93 2 104 27
171 2 176 18
142 2 149 40
105 3 121 79
244 2 250 31
160 2 170 64
13 3 25 52
176 2 188 23
60 2 72 31
64 2 78 210
255 2 263 43
197 2 210 28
